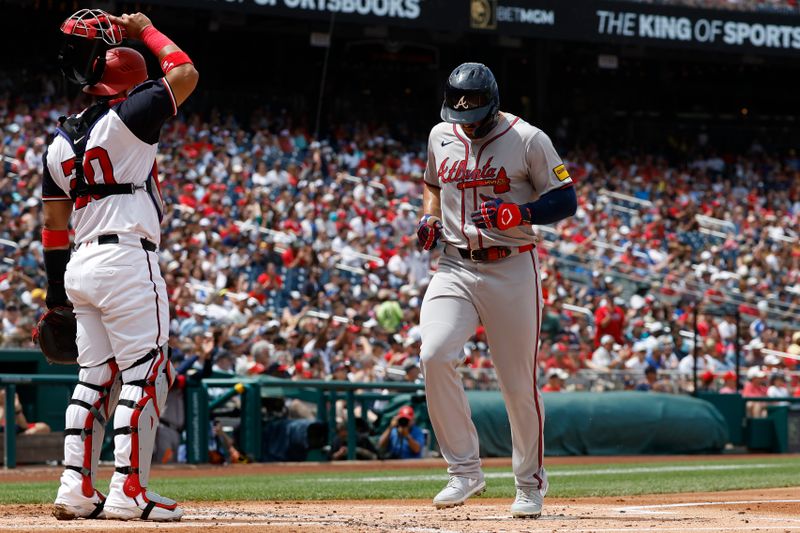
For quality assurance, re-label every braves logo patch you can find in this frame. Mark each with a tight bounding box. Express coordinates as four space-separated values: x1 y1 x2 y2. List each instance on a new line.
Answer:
553 164 570 181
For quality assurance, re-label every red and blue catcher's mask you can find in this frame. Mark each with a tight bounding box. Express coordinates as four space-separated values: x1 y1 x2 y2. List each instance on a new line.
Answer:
58 9 126 88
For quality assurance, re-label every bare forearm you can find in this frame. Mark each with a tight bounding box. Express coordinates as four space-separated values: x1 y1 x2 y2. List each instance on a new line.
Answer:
43 201 72 237
109 13 198 106
422 184 442 218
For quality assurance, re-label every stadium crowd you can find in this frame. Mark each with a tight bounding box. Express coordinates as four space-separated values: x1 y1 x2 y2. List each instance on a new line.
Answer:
1 74 799 405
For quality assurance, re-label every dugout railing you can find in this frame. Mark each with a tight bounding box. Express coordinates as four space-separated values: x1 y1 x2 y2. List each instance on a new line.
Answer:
187 377 426 464
1 373 425 468
1 373 78 469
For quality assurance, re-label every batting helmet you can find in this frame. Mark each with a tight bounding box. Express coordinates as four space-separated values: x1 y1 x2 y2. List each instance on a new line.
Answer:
440 63 499 129
82 47 148 96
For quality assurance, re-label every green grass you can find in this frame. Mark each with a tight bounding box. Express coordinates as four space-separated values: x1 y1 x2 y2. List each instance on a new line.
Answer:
2 457 799 504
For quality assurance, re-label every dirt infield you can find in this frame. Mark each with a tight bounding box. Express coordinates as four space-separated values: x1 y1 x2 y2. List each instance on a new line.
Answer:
0 487 798 532
1 456 798 532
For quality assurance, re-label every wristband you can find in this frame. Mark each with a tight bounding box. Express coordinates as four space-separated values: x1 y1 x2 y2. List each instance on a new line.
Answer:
141 25 175 56
42 228 70 248
160 51 193 74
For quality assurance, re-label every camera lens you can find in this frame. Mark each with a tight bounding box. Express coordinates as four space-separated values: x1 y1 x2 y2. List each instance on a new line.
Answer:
398 417 409 427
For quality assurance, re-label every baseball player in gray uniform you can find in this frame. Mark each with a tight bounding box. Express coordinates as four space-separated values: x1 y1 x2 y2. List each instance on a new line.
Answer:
416 63 577 518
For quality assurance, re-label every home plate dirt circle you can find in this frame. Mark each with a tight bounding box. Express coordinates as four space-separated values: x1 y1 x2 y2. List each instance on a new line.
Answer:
0 488 798 533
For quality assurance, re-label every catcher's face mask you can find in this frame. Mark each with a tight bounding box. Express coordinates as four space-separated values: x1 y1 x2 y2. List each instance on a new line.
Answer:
58 9 126 87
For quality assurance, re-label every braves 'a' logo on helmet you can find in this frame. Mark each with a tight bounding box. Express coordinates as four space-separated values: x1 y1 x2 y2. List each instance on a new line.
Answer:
454 96 470 110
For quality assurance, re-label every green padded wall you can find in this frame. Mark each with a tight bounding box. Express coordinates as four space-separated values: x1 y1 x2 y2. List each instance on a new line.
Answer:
380 391 729 456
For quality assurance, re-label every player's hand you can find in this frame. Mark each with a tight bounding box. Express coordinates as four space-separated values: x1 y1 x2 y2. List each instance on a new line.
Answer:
108 12 153 40
471 195 529 230
416 215 442 250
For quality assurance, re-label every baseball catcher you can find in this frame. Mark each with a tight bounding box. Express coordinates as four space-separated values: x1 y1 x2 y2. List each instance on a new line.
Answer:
43 8 198 521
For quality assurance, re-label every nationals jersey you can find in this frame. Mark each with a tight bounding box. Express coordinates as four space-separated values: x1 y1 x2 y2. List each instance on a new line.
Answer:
42 78 177 246
423 112 572 249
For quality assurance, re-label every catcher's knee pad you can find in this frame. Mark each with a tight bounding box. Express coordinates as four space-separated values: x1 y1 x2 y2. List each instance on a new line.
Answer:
63 360 122 498
113 346 174 496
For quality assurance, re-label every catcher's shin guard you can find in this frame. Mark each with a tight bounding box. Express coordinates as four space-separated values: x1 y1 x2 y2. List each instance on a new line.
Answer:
106 346 181 521
55 360 121 516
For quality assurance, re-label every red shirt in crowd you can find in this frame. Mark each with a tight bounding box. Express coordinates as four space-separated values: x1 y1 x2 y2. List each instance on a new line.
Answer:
696 316 711 337
543 352 578 374
594 304 625 347
742 381 767 397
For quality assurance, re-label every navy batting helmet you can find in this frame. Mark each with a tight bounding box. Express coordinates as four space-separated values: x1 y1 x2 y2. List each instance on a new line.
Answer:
440 63 499 126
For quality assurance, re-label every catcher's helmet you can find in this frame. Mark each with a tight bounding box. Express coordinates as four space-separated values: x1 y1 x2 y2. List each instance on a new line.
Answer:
440 62 499 126
82 47 148 96
58 9 126 89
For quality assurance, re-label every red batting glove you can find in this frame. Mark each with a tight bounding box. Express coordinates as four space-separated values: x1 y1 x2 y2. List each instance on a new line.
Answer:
471 195 525 230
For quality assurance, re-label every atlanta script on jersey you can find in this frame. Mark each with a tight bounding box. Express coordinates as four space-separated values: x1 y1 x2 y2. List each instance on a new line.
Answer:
424 112 573 250
42 78 177 245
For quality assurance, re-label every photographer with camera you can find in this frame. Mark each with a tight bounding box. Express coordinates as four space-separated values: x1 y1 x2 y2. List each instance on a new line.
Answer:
378 405 424 459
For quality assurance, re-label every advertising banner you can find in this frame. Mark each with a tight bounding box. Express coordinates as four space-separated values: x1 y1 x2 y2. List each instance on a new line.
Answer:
148 0 800 55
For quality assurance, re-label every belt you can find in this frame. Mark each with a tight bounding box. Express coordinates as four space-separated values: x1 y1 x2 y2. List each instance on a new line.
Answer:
86 234 157 252
456 243 535 262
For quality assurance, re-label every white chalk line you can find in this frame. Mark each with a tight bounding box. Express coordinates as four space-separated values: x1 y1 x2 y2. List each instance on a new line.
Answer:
758 517 800 523
572 525 800 533
306 462 794 483
616 498 800 515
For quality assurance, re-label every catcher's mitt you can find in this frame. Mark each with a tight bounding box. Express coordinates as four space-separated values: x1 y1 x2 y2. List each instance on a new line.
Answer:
32 306 79 365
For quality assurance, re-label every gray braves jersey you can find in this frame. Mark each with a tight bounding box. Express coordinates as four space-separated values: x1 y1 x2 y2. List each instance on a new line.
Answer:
419 111 574 499
423 112 572 249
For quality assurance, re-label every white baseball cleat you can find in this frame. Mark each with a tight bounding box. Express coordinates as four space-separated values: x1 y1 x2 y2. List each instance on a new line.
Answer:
510 487 543 519
52 490 107 520
104 491 183 521
433 476 486 509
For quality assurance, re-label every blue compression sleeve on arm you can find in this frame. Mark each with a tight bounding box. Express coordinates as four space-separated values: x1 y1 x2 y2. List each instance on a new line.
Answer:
520 186 577 225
